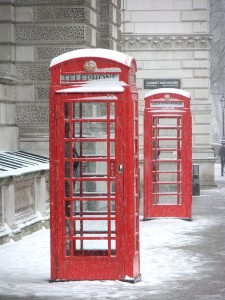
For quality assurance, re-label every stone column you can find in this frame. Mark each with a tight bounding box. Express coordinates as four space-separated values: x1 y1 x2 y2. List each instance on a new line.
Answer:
0 186 4 233
0 0 19 151
35 175 47 217
100 0 122 51
4 183 16 228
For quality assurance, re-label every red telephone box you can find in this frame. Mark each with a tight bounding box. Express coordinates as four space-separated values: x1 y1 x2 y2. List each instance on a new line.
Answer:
144 88 192 220
49 49 141 282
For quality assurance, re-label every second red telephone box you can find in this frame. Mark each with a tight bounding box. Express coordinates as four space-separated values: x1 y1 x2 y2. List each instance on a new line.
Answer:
49 48 141 282
144 88 192 220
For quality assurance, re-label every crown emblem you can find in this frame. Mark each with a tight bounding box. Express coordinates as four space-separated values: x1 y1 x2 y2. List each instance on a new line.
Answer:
84 60 97 72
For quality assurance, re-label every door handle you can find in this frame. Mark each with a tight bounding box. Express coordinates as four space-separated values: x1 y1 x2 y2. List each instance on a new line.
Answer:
118 164 123 174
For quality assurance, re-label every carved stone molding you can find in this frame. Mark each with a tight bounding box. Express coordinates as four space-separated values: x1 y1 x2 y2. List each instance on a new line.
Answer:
100 2 120 27
36 46 83 60
100 39 110 49
16 104 49 123
36 6 86 21
15 178 35 223
16 64 49 82
100 4 110 22
36 85 49 101
121 34 212 50
19 126 49 136
116 0 121 9
100 24 110 36
16 24 86 42
16 0 92 5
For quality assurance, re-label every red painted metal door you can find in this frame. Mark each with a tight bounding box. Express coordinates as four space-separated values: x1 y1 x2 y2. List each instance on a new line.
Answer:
54 93 124 280
144 112 192 219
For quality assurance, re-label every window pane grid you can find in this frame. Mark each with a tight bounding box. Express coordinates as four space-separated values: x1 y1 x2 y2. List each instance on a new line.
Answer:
64 99 117 257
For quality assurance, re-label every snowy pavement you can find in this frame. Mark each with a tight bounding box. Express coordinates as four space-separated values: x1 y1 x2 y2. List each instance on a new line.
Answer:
0 164 225 299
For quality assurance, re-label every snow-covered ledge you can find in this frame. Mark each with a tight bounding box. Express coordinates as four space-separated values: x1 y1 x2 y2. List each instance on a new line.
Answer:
0 151 49 245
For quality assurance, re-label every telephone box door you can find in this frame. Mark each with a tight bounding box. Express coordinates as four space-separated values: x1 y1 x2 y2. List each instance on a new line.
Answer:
144 89 192 220
51 92 124 280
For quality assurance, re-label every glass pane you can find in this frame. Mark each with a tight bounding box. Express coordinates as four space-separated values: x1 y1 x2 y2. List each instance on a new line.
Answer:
85 181 107 193
65 122 69 138
152 148 160 160
76 240 108 251
74 181 108 195
111 240 116 253
65 161 70 178
158 172 181 181
74 219 109 234
110 122 115 138
111 200 115 212
65 200 70 217
178 195 182 205
159 184 177 193
73 121 115 138
111 220 116 232
64 102 69 119
75 142 108 157
110 102 115 117
73 102 110 119
158 139 181 148
66 240 71 256
73 123 80 137
158 161 182 171
158 118 178 126
65 181 70 197
73 200 114 215
159 150 178 159
75 122 108 137
86 200 100 211
66 220 70 236
158 195 177 205
110 181 115 194
110 142 115 156
82 161 107 176
65 142 70 158
158 129 179 138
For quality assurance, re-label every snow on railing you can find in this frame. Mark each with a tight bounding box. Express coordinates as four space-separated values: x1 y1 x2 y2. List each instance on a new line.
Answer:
0 151 49 245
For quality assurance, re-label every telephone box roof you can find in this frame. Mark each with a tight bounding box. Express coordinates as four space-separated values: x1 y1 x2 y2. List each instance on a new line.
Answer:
145 88 191 99
50 48 135 68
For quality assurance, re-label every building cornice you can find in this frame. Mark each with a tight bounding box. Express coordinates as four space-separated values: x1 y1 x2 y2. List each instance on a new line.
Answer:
121 34 212 50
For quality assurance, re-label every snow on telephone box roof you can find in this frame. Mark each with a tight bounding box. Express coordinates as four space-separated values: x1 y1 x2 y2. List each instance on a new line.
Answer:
56 78 126 93
50 48 135 68
145 88 191 99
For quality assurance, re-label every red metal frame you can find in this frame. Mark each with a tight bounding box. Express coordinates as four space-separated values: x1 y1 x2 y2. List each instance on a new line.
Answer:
144 88 192 219
49 49 140 282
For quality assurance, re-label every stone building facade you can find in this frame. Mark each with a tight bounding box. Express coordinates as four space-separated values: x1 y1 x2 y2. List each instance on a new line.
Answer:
0 0 121 156
121 0 215 187
0 0 215 187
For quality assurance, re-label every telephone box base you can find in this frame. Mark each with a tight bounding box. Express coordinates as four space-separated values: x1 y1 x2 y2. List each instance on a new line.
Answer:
143 217 192 222
49 273 142 284
121 273 142 284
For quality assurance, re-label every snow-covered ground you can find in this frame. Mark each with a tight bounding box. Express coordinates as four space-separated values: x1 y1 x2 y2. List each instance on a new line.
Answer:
0 215 217 299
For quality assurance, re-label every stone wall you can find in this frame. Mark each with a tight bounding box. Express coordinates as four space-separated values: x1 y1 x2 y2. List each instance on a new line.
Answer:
210 0 225 143
121 0 215 186
0 170 49 245
0 1 19 151
0 0 122 156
